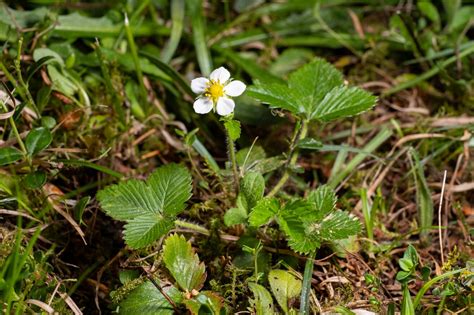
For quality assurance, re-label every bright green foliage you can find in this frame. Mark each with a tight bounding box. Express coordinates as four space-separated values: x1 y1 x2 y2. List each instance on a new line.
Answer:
97 164 192 248
25 127 53 155
249 186 361 254
119 282 182 315
248 282 275 315
248 197 280 227
224 119 241 141
162 234 206 292
268 270 302 314
396 245 419 282
248 58 377 121
0 147 23 166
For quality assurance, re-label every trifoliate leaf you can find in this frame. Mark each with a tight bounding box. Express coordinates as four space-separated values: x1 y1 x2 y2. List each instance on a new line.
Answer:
249 197 280 227
241 172 265 209
119 282 182 315
97 164 192 248
249 282 275 315
268 270 302 314
309 86 377 122
224 119 241 141
162 234 206 292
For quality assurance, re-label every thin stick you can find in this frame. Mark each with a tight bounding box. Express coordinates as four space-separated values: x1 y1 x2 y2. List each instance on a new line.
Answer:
438 170 447 265
147 275 180 313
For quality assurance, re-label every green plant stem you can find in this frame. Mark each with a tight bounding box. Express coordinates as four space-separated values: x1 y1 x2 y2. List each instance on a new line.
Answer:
300 251 316 315
268 119 308 197
226 127 240 193
0 101 31 166
413 268 467 308
14 37 40 118
175 219 210 236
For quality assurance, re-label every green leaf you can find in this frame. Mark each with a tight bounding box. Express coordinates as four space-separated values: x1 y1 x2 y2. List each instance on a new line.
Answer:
268 270 302 314
417 1 440 25
288 58 343 116
249 197 280 227
309 86 377 121
241 172 265 209
249 282 275 315
306 185 337 222
119 282 182 315
224 119 241 141
297 138 322 150
194 291 225 314
401 285 415 315
0 147 23 166
247 82 301 113
124 214 175 249
25 127 53 156
312 210 362 240
224 206 247 226
162 234 206 292
24 171 47 189
97 164 192 248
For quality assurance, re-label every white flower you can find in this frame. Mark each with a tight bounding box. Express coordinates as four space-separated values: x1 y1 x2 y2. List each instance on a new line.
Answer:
191 67 246 116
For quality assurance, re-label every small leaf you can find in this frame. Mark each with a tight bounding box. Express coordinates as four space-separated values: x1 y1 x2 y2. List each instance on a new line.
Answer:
25 127 53 155
309 86 377 122
119 282 182 315
0 147 23 166
268 270 302 314
417 1 440 24
249 197 280 227
241 172 265 209
24 171 47 189
224 206 247 226
224 119 241 141
297 138 323 150
194 291 225 314
249 282 275 315
247 82 301 113
162 234 206 292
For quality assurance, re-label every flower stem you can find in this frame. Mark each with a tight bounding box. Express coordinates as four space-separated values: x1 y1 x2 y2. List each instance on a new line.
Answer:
267 119 308 197
174 219 210 236
226 127 240 193
0 100 31 166
299 251 316 315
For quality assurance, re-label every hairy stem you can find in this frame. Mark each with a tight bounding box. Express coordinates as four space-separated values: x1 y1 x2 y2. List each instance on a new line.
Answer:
226 127 240 193
299 251 316 315
174 219 210 236
268 119 308 197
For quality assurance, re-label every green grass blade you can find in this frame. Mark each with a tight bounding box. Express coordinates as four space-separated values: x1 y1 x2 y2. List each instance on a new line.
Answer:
328 128 393 189
186 0 212 75
161 0 185 63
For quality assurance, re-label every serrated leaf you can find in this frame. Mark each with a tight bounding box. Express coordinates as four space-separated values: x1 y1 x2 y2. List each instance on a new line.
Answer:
307 185 337 222
119 282 182 315
249 282 275 315
124 214 175 249
0 147 23 166
162 234 206 292
247 82 301 113
268 270 302 314
309 211 361 241
97 164 192 248
224 119 241 141
249 197 280 227
25 127 53 155
309 86 377 121
288 58 343 116
241 172 265 209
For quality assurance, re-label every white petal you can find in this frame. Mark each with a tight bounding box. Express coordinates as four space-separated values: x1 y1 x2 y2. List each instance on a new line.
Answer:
193 97 213 114
224 80 246 97
216 97 235 116
209 67 230 83
190 77 209 94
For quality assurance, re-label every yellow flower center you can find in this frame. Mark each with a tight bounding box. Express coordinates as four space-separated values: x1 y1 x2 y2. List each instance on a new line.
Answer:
204 80 224 103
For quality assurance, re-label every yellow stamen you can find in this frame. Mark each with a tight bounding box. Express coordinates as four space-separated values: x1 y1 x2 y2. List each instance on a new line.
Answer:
204 80 224 103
